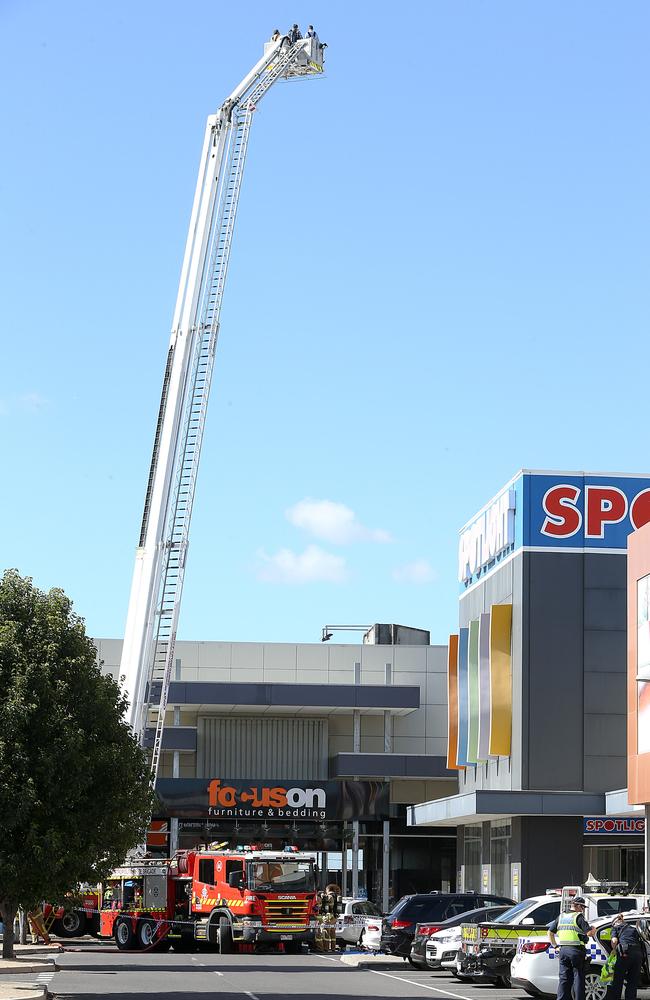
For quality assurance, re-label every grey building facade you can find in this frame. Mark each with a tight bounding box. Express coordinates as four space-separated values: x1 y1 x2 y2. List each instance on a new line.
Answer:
409 472 649 899
97 629 457 909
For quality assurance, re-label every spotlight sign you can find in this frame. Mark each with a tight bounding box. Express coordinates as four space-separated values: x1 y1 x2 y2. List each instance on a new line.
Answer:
533 475 650 547
460 472 650 587
584 817 645 835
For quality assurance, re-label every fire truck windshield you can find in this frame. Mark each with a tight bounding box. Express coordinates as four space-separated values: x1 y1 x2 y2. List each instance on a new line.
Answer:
248 860 315 893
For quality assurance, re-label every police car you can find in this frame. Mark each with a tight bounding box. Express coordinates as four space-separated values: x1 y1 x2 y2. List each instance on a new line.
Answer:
458 882 642 986
511 911 650 1000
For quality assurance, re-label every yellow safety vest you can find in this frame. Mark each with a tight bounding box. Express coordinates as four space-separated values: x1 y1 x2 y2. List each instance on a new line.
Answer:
557 912 584 947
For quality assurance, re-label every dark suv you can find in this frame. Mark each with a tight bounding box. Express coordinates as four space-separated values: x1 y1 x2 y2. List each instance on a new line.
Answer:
380 893 514 960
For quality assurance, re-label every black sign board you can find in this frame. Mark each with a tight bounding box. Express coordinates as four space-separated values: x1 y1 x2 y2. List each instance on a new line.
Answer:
156 778 389 822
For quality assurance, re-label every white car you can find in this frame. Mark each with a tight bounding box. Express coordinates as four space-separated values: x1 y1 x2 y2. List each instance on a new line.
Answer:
511 912 650 1000
335 898 383 949
426 905 511 971
359 914 383 952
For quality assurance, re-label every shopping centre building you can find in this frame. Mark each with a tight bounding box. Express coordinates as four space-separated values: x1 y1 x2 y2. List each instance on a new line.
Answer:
96 626 457 910
409 470 650 899
98 469 650 905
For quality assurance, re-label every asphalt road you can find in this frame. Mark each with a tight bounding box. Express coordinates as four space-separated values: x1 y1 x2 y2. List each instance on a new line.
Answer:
46 943 536 1000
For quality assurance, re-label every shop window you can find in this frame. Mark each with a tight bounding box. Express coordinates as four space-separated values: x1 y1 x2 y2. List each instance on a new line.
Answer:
489 820 511 898
464 823 482 892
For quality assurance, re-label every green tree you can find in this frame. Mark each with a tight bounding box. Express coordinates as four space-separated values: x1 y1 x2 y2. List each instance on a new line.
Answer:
0 570 155 959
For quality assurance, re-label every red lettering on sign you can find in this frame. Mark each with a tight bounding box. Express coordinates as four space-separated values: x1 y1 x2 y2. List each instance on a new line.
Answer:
631 489 650 531
585 486 628 539
541 485 582 538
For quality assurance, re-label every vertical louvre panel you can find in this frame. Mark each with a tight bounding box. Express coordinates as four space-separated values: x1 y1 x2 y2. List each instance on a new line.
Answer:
197 717 328 779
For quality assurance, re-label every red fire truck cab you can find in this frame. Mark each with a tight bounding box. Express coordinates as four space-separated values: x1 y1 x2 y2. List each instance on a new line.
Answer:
99 847 318 952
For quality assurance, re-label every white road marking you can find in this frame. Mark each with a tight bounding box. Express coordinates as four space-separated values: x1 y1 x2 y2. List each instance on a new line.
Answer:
244 992 260 1000
213 970 224 976
368 968 479 999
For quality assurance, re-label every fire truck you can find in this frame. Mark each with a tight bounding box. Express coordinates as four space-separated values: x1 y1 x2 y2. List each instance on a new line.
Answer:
98 847 319 952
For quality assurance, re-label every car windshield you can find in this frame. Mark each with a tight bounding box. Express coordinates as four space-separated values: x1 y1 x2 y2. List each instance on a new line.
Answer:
247 860 315 893
493 899 539 923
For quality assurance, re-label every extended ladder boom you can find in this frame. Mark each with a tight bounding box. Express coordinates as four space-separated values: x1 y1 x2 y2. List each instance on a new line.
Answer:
119 33 325 781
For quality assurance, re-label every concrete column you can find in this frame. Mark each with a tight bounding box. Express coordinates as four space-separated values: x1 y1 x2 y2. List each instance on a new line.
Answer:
383 707 393 910
352 654 361 897
170 818 179 855
169 694 181 855
341 825 348 896
382 820 390 912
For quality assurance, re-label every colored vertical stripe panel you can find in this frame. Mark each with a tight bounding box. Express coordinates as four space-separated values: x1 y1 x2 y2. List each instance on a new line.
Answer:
477 612 491 761
489 603 513 756
446 634 463 769
457 627 470 766
467 619 480 763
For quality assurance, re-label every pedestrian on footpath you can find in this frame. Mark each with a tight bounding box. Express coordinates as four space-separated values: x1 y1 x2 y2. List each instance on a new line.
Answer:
608 913 645 1000
548 896 595 1000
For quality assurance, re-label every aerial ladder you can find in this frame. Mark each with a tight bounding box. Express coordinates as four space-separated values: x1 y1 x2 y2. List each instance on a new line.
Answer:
119 32 326 784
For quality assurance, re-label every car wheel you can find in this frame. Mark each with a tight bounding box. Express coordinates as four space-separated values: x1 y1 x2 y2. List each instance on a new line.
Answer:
585 967 608 1000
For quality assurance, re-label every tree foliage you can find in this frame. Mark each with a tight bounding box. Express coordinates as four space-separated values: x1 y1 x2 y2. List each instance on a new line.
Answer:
0 570 155 958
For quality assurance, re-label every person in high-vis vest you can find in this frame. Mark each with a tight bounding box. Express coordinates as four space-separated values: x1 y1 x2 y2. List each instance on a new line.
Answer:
548 897 596 1000
608 912 645 1000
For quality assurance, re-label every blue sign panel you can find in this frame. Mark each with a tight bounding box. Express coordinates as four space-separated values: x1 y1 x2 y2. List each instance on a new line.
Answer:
459 471 650 589
524 474 650 550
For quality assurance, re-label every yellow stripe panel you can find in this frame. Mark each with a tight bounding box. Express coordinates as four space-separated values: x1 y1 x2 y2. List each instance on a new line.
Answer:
489 604 512 756
446 635 463 769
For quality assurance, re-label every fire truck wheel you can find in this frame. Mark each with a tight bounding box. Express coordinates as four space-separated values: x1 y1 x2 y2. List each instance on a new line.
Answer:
136 918 157 950
55 911 86 938
217 917 233 954
114 917 136 951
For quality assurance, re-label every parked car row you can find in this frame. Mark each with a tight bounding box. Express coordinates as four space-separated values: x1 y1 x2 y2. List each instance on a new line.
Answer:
343 882 649 1000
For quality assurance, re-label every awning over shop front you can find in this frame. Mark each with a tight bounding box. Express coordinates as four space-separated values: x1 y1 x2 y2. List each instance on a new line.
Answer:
408 789 608 827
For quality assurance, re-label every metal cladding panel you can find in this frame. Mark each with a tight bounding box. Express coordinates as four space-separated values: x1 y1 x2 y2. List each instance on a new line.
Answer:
477 613 491 762
446 635 462 770
489 604 513 757
466 620 480 763
457 628 469 766
196 716 328 780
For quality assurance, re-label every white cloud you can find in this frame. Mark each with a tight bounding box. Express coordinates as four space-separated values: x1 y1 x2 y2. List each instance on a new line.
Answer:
286 499 391 545
392 559 437 584
20 391 47 412
0 391 48 416
256 545 347 584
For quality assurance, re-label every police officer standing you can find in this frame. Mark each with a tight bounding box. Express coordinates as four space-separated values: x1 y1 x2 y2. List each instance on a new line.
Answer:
608 912 645 1000
548 896 595 1000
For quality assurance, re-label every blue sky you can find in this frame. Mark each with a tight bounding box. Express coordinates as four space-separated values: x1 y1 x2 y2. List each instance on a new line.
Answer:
1 1 648 646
